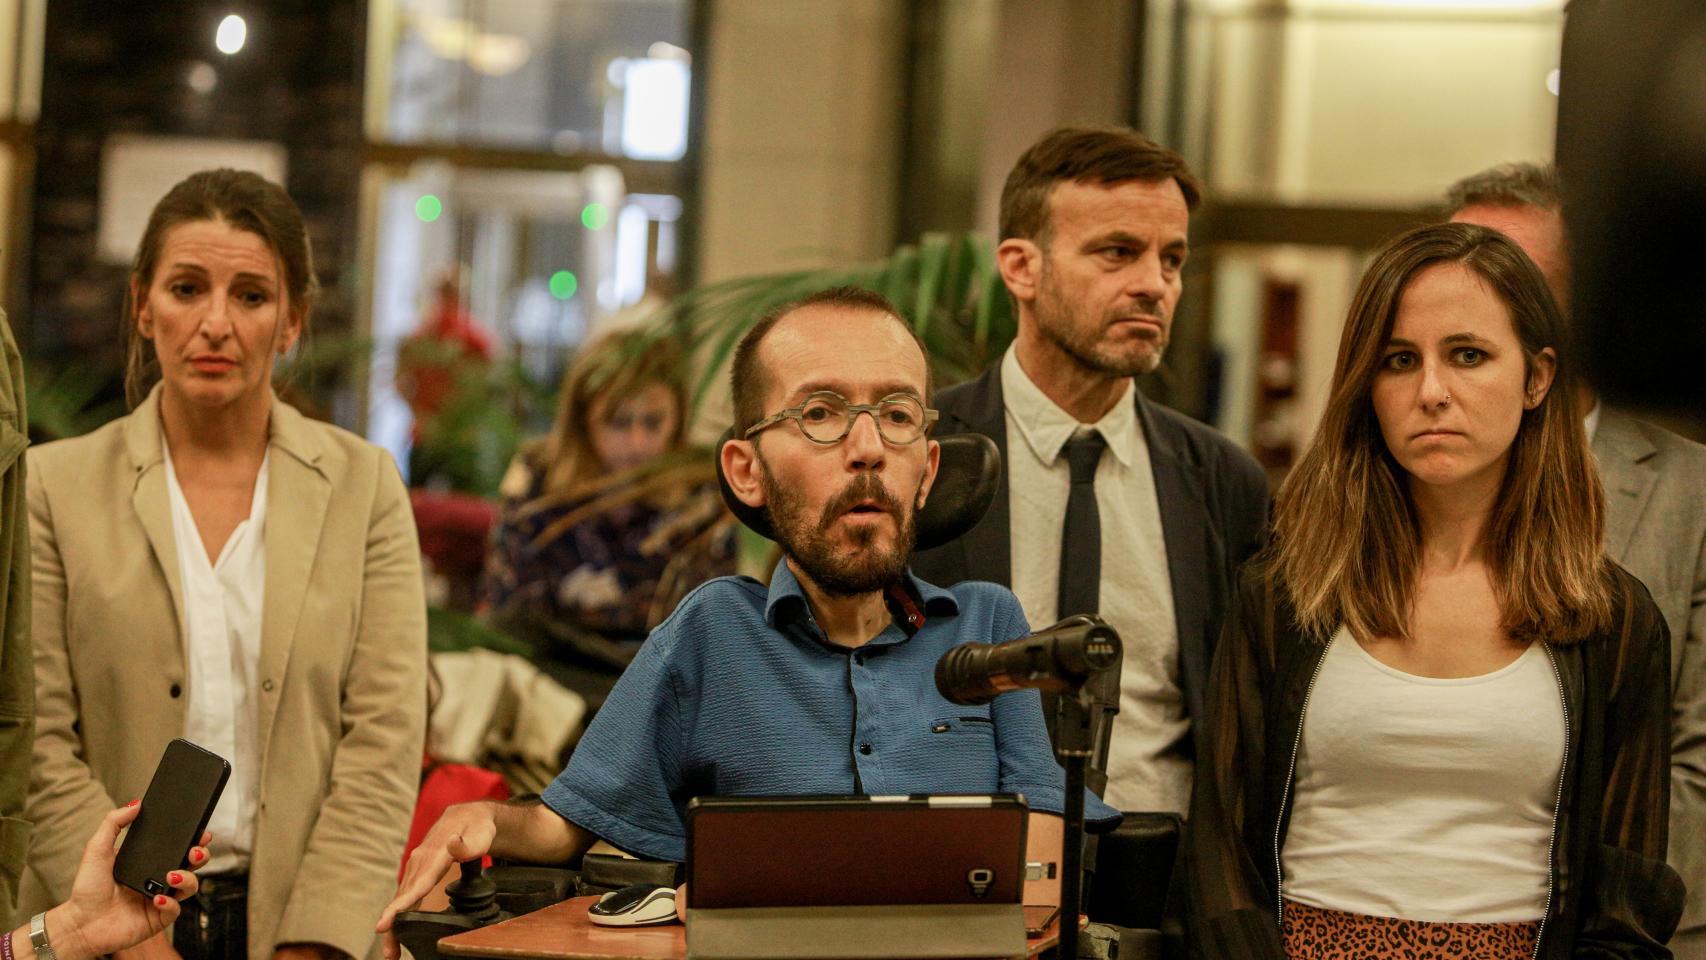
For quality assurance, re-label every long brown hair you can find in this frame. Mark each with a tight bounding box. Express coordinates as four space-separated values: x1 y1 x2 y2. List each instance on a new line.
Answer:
122 168 318 407
536 329 687 500
1271 222 1610 644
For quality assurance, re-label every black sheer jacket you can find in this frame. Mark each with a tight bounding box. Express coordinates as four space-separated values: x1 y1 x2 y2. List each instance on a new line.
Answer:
1186 559 1686 959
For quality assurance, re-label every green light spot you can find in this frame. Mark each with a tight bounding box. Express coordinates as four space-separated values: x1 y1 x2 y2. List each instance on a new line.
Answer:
549 270 579 300
580 202 609 231
415 194 443 222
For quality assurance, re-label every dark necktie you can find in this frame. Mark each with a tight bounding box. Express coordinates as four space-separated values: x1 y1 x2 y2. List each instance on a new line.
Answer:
1056 431 1107 620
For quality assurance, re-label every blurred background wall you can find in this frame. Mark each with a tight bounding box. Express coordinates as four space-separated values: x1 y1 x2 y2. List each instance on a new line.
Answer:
0 0 1569 485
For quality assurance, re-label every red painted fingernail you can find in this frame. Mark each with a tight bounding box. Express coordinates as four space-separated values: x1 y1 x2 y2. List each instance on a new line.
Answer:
191 849 204 862
169 872 182 884
128 799 140 807
155 895 169 907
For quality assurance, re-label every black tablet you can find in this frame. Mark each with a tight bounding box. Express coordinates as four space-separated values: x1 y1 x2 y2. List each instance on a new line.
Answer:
683 794 1029 910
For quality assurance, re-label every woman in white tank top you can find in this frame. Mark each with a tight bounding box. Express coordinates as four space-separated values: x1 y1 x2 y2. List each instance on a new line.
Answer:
1185 223 1680 959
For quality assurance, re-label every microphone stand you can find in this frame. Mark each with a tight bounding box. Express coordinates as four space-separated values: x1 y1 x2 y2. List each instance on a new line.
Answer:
1054 685 1096 960
932 613 1120 959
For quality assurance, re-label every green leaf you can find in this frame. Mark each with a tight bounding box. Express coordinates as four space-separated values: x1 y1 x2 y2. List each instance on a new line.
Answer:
911 233 950 340
619 230 1015 412
24 360 125 441
426 606 532 656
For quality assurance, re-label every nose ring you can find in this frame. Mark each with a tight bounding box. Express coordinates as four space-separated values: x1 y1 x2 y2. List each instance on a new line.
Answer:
1440 393 1451 407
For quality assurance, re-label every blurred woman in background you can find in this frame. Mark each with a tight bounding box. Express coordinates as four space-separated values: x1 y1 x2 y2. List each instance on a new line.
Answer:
481 329 736 708
25 169 426 960
1187 223 1681 959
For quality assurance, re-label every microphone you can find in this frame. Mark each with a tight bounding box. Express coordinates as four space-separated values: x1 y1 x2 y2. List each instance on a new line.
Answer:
935 615 1122 706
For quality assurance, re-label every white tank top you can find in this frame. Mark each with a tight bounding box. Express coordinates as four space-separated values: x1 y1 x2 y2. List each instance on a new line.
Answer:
1280 628 1564 923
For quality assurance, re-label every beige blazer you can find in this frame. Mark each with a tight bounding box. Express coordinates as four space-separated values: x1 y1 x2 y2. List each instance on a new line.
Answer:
1594 409 1706 955
21 387 427 960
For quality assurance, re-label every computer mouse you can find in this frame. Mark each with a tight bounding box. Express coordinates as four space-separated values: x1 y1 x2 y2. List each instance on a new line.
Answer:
588 883 679 927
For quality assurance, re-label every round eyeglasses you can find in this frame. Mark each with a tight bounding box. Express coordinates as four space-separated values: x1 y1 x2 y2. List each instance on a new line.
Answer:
744 390 939 445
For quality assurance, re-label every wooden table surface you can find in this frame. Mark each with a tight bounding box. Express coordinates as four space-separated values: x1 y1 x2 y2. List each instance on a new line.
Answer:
437 896 1063 960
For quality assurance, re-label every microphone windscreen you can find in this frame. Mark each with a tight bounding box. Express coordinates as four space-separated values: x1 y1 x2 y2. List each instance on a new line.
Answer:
935 644 1000 706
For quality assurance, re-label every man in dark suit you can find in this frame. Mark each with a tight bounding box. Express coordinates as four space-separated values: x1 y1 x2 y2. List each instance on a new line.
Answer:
1448 163 1706 956
912 126 1269 815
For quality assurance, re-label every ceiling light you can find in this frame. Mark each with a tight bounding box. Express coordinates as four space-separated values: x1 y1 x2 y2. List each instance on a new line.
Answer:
216 14 246 56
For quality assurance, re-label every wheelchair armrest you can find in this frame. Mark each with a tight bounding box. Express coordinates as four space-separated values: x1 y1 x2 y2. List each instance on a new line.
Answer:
576 851 684 895
1086 811 1182 929
484 865 580 916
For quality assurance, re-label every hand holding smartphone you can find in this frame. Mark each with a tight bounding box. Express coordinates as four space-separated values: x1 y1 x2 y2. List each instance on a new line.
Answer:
112 738 230 897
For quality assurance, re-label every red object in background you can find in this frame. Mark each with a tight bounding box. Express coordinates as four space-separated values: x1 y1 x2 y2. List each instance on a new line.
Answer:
401 758 510 879
398 300 496 429
411 490 499 580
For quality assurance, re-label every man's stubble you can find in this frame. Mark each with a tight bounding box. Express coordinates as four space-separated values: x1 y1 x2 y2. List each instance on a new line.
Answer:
1032 256 1167 378
759 459 921 597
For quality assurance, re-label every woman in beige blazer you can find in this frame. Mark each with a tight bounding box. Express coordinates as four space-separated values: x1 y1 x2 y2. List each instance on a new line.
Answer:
23 170 427 960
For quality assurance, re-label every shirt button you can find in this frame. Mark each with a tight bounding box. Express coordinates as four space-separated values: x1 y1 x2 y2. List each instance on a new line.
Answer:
169 683 182 699
262 679 275 693
859 743 872 756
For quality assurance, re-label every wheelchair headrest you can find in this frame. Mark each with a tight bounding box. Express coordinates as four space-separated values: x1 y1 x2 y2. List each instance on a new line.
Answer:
715 429 1001 552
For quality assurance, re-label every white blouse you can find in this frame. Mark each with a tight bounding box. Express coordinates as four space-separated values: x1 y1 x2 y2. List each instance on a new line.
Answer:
163 442 269 875
1280 628 1565 923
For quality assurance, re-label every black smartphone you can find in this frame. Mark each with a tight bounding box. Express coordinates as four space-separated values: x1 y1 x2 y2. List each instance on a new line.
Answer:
112 738 230 897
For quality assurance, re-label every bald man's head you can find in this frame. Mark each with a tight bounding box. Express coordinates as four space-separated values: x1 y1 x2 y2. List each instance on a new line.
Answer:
1446 163 1570 310
729 287 932 435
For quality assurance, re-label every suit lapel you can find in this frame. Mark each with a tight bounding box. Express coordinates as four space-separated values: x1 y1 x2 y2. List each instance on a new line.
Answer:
124 390 186 633
256 402 331 757
953 367 1013 587
131 468 185 632
1136 391 1215 726
1592 411 1658 564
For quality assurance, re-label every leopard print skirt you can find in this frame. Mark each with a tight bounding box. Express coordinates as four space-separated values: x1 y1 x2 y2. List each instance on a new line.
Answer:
1282 899 1540 960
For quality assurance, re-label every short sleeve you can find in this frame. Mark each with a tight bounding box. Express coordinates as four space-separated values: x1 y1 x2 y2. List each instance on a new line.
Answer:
984 590 1121 825
541 621 693 861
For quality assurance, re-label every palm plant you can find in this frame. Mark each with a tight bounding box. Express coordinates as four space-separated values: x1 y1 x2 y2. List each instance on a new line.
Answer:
23 359 127 442
645 230 1014 415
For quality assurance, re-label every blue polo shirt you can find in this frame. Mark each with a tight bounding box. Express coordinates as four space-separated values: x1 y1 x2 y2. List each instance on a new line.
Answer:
541 562 1121 861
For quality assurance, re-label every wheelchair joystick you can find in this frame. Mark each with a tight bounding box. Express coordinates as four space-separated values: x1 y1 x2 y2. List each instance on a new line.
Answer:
391 860 514 960
445 859 502 923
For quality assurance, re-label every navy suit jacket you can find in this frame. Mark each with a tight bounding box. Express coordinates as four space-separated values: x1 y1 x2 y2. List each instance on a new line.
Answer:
911 364 1271 744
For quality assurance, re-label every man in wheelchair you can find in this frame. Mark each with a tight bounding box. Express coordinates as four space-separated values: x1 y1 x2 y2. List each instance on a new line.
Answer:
377 286 1118 958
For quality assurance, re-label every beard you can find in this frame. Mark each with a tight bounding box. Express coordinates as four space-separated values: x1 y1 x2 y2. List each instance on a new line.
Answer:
760 467 919 597
1034 263 1169 377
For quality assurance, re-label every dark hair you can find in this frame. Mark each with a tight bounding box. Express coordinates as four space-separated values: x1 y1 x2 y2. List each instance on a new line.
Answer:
123 168 318 407
729 286 931 434
999 125 1203 245
1271 222 1609 645
1443 162 1561 217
